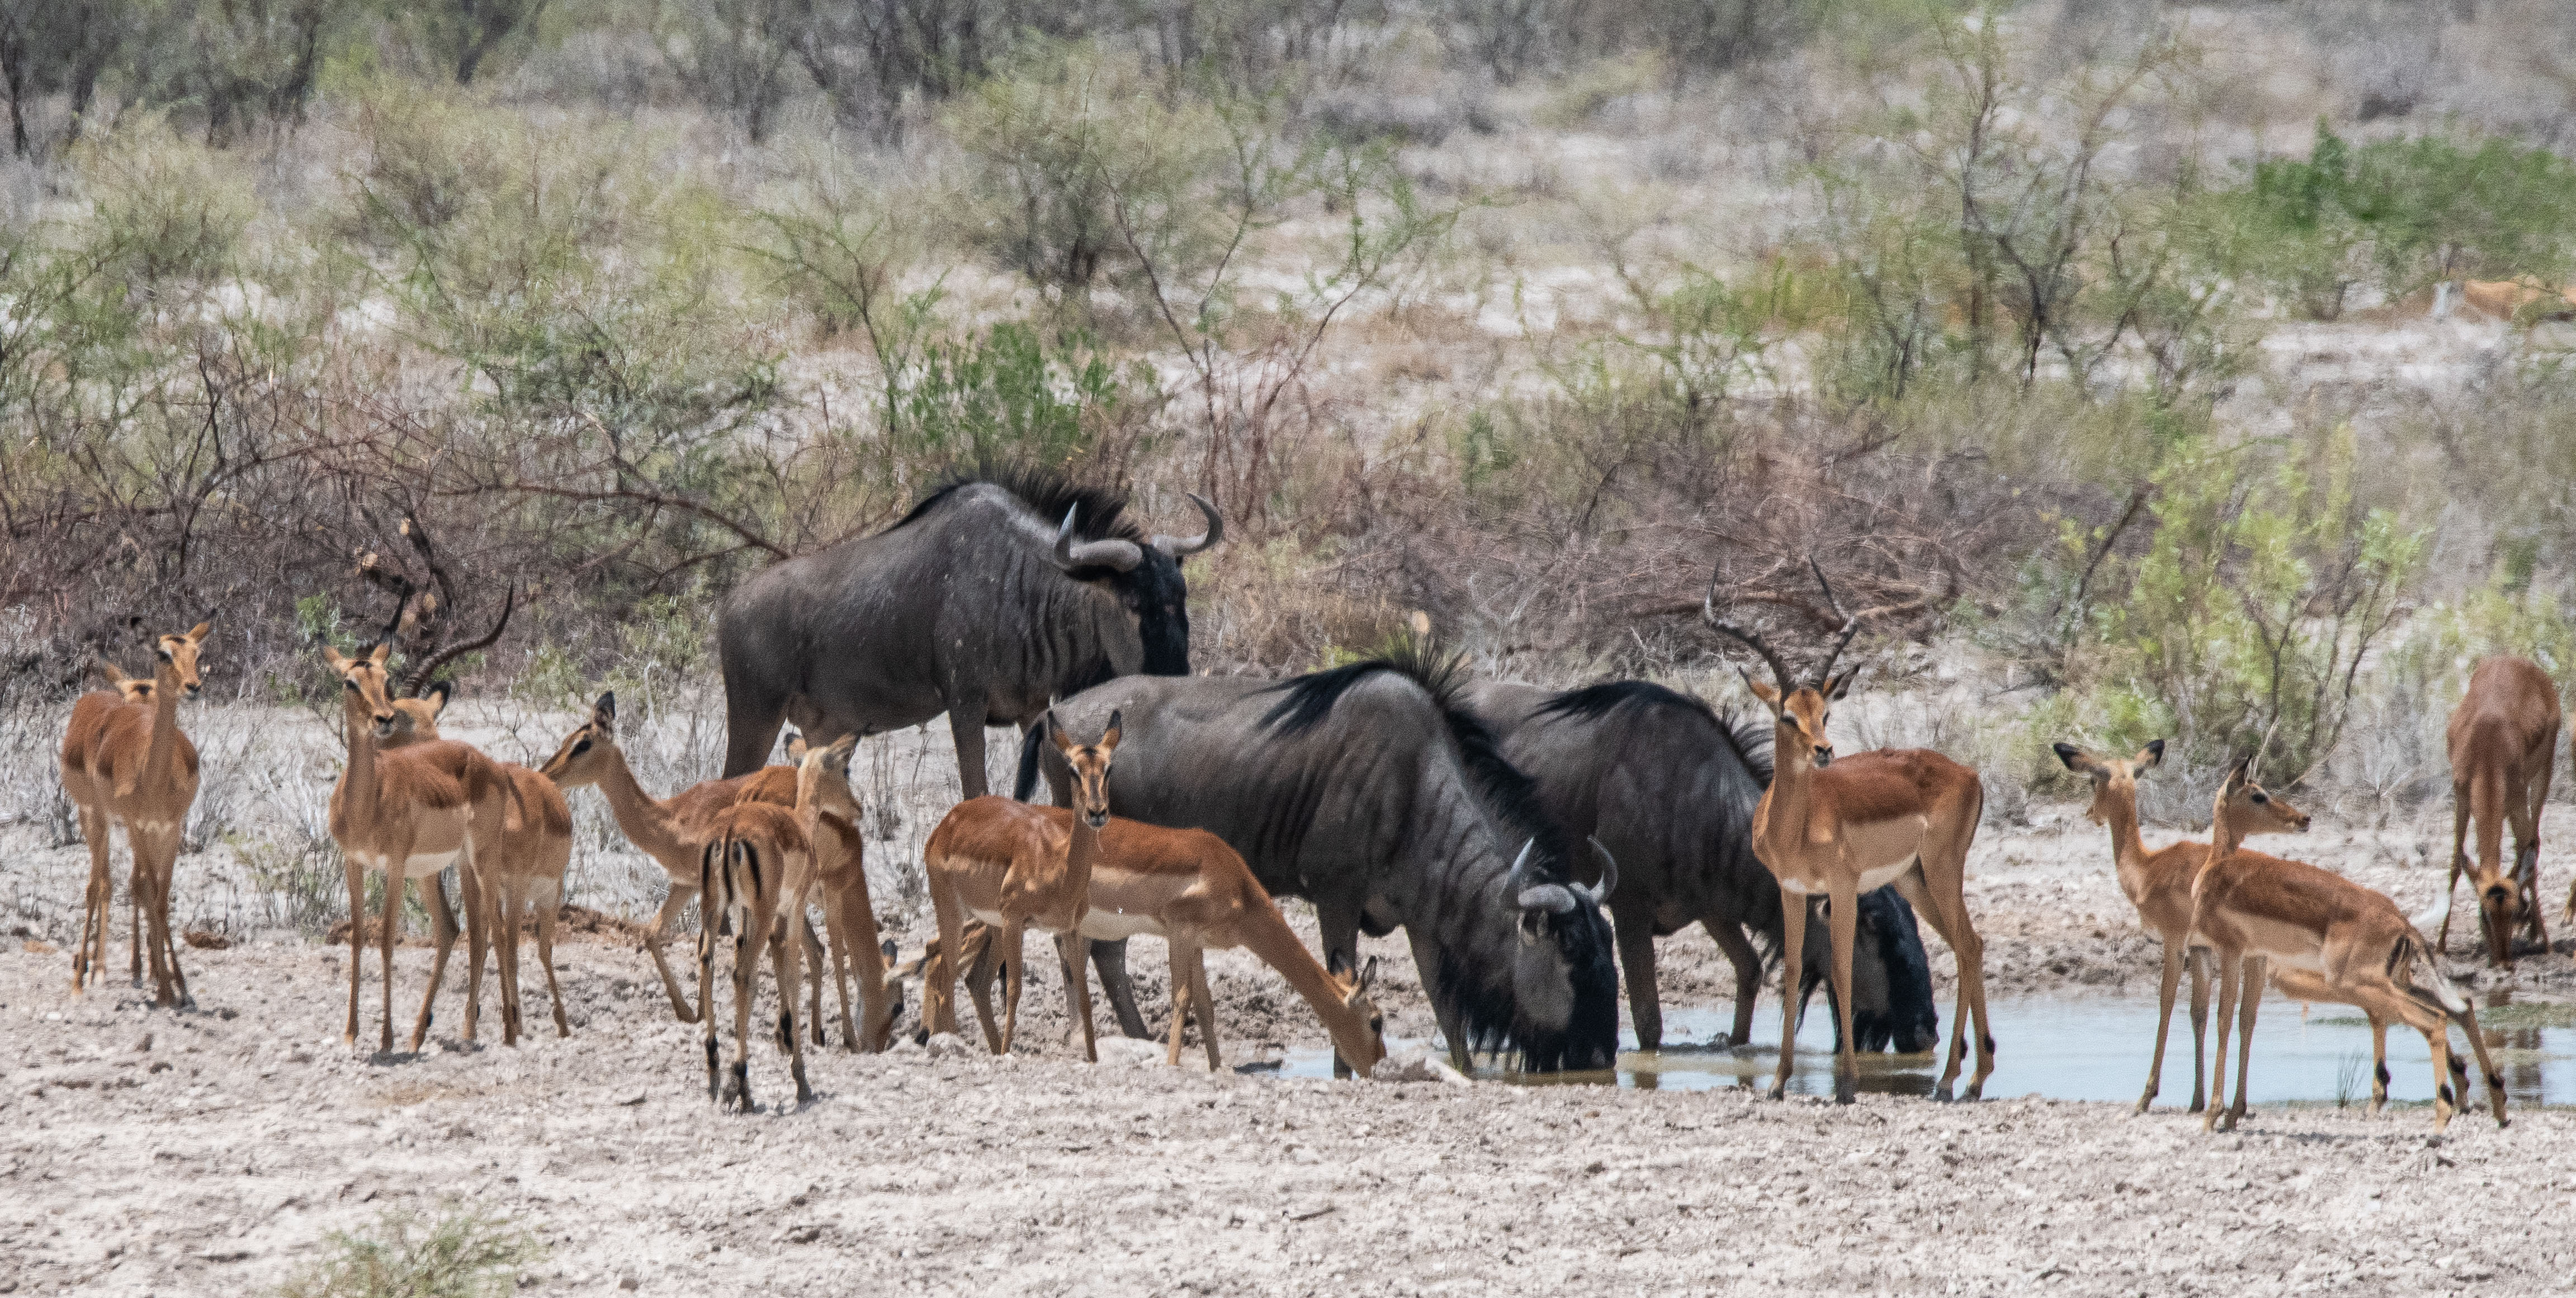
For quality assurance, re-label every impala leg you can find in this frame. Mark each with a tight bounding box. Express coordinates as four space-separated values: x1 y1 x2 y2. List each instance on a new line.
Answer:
409 869 462 1052
1164 939 1193 1067
1826 878 1861 1105
844 891 894 1052
997 921 1026 1056
1058 931 1098 1064
962 929 1006 1053
2440 788 2470 951
2445 997 2510 1128
139 839 183 1007
2186 947 2211 1113
1610 901 1662 1050
2204 951 2239 1132
376 864 405 1055
71 808 111 991
643 884 701 1023
774 902 812 1105
2511 763 2549 953
2140 940 2185 1114
1889 873 1977 1101
343 859 367 1046
922 872 968 1044
2369 1015 2391 1115
2224 954 2262 1129
824 892 858 1051
698 859 721 1101
725 899 757 1112
459 864 487 1044
154 842 192 1010
1771 890 1807 1101
483 845 523 1049
1317 901 1364 1077
127 844 142 987
801 913 828 1047
536 879 568 1038
1192 953 1221 1072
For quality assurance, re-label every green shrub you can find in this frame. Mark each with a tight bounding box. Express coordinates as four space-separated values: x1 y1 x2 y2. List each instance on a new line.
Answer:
276 1204 541 1298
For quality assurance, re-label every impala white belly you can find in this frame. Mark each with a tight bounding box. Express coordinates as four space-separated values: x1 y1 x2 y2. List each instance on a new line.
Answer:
1778 856 1917 897
357 850 462 881
1076 909 1168 941
967 907 1008 927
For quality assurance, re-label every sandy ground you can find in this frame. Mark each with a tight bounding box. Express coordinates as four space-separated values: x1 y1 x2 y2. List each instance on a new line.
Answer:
7 800 2576 1297
4 937 2575 1298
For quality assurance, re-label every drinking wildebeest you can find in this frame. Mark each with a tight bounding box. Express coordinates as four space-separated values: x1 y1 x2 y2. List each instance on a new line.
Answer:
1026 645 1620 1073
1461 680 1940 1055
715 468 1220 791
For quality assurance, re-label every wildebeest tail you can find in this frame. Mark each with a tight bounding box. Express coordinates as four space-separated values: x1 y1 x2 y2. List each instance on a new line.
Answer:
1014 723 1046 802
2391 927 2470 1015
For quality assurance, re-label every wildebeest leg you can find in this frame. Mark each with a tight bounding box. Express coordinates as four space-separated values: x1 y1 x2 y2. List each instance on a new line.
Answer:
948 707 991 802
1703 917 1763 1048
1405 926 1469 1073
719 660 788 780
1088 940 1152 1040
1611 899 1662 1050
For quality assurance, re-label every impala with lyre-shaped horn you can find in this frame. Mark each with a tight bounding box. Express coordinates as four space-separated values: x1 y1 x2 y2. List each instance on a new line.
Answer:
2436 656 2559 969
2190 757 2508 1133
1705 561 1993 1103
61 616 215 1006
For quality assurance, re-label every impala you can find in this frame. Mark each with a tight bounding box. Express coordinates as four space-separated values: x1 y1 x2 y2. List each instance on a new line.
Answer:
1706 563 1992 1103
2191 759 2507 1133
2437 656 2559 968
2055 740 2385 1112
60 618 213 1006
920 711 1121 1058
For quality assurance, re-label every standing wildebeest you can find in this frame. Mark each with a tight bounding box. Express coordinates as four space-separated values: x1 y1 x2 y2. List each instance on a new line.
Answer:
1460 680 1940 1056
716 468 1220 791
1029 645 1620 1073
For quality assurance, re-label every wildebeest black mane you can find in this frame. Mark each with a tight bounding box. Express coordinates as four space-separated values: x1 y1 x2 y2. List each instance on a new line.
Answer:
1538 680 1775 786
1263 641 1605 1068
890 463 1143 544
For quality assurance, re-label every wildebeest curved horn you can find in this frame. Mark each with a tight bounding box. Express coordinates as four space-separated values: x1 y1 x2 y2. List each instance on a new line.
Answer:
1584 836 1617 904
1517 884 1580 914
1052 505 1143 573
1150 493 1224 557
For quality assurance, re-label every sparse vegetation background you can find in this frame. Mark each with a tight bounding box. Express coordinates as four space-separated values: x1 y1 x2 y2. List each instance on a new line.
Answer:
12 0 2576 838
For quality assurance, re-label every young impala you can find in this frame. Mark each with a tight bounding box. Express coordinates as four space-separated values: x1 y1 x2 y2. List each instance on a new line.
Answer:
60 618 214 1007
2191 759 2508 1133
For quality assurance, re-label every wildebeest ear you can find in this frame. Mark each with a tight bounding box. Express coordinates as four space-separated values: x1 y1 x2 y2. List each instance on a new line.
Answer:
783 731 808 764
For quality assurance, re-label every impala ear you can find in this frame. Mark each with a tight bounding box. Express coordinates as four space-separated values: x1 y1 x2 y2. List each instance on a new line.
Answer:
2223 754 2252 791
828 734 857 759
422 679 452 716
1099 708 1123 750
1823 667 1859 702
2136 738 2166 770
1047 709 1076 755
783 731 808 764
1355 955 1379 994
2052 741 2096 775
186 620 212 642
368 642 393 666
1737 666 1780 709
593 691 617 736
323 647 349 672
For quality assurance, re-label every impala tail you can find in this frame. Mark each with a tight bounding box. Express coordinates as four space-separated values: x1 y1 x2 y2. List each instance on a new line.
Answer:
2393 928 2471 1016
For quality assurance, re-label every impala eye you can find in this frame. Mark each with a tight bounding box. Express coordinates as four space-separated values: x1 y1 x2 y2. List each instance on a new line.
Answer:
2251 792 2268 806
573 740 590 755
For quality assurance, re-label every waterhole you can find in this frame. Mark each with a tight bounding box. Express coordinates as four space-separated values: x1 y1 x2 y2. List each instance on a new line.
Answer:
1279 993 2576 1109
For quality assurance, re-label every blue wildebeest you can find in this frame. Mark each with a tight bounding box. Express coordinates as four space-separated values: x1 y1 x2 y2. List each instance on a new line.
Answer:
717 469 1217 1033
1460 680 1939 1056
1028 645 1621 1074
715 468 1220 791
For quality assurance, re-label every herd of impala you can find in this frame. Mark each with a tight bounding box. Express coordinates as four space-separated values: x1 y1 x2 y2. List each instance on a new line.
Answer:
48 567 2560 1133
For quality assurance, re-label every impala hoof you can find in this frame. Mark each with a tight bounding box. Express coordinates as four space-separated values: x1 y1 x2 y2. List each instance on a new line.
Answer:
1765 1083 1787 1102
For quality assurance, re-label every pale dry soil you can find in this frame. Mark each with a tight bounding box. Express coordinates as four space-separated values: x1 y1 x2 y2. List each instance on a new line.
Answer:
7 809 2576 1296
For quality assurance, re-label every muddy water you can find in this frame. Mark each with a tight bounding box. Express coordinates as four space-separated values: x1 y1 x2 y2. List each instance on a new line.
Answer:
1283 993 2576 1110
